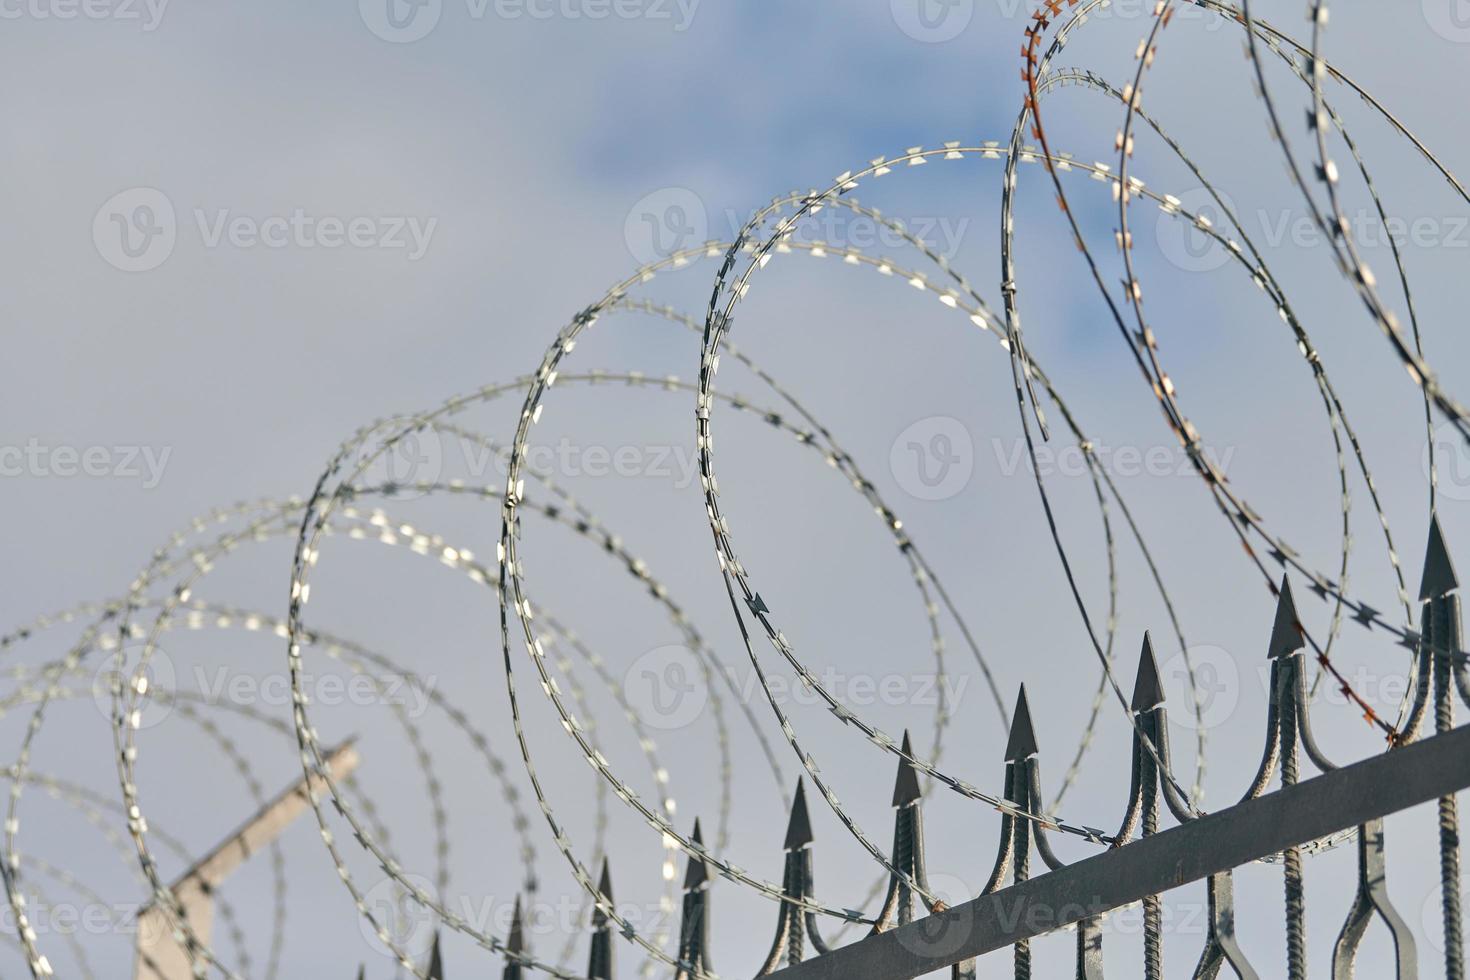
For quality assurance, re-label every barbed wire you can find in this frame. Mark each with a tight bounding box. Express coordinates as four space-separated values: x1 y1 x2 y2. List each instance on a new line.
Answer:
6 2 1470 975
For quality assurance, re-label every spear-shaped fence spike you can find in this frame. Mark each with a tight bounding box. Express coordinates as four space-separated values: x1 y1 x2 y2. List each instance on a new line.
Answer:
1131 633 1195 823
1420 515 1466 980
596 860 615 911
674 820 713 980
1131 644 1166 980
785 777 815 852
1268 575 1305 661
1006 687 1039 763
588 861 615 980
1264 577 1308 980
1417 514 1470 712
871 731 933 934
1111 643 1256 980
684 819 710 890
893 730 924 806
1132 632 1165 713
1241 579 1299 801
503 895 527 980
1264 575 1340 773
1422 513 1459 602
1012 686 1062 978
757 779 833 974
426 931 443 980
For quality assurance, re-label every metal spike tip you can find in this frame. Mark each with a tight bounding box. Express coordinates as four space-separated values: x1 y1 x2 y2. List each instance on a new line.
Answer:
504 895 525 952
891 730 923 807
1421 513 1460 601
1131 631 1165 712
590 858 614 928
683 819 710 890
1267 575 1305 659
1005 686 1040 762
784 777 815 851
426 931 443 980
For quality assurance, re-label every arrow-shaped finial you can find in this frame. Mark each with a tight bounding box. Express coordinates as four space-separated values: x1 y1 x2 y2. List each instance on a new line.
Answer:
683 819 710 890
508 895 526 952
891 731 923 807
1267 574 1305 659
502 896 527 979
1005 685 1040 762
1421 513 1460 601
426 931 443 980
784 778 815 851
590 858 614 928
1131 632 1165 713
587 859 615 980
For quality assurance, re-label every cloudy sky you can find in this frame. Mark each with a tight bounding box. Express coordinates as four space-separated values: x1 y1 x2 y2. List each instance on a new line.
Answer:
4 0 1470 977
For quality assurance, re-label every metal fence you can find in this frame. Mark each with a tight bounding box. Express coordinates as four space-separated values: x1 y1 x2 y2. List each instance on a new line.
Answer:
406 517 1470 980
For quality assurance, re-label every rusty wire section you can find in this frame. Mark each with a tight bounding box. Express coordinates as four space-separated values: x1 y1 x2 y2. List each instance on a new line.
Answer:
1 1 1468 977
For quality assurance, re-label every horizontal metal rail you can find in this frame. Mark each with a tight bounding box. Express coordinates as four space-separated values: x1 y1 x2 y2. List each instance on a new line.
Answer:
768 723 1470 980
